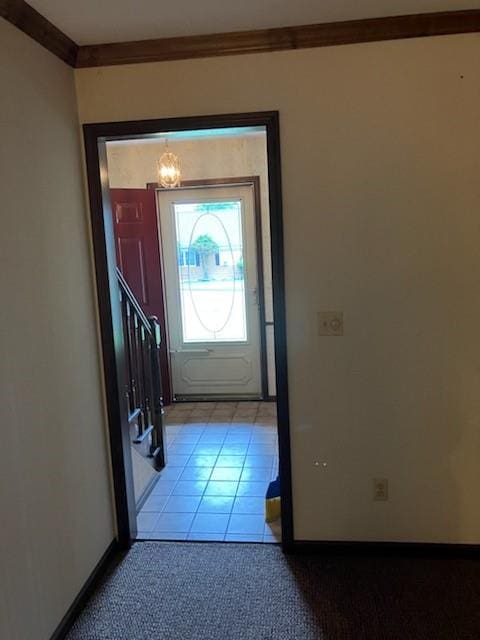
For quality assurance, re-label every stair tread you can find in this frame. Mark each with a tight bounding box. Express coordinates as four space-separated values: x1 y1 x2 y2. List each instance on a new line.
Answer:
128 407 142 424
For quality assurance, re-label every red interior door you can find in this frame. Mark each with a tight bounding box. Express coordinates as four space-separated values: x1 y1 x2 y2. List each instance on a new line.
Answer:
110 188 172 405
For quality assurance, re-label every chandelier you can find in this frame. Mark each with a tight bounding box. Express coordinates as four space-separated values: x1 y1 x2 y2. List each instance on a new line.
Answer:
157 139 181 188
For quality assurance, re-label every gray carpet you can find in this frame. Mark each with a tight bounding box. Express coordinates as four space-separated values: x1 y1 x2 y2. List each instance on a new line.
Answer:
67 542 480 639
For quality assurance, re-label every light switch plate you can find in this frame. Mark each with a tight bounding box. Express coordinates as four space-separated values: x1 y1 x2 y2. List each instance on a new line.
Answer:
318 311 344 336
373 478 388 501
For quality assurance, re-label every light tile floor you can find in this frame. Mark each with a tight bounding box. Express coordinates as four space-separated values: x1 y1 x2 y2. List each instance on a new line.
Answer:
136 402 281 543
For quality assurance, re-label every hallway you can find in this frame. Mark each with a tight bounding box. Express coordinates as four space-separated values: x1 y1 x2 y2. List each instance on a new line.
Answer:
136 402 281 542
66 542 480 640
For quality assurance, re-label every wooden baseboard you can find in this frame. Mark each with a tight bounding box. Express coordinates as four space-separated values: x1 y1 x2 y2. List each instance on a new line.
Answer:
289 540 480 557
49 539 120 640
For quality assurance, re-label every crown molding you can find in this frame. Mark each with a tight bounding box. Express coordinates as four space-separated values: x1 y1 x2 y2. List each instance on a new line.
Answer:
76 10 480 68
1 4 479 70
0 0 78 66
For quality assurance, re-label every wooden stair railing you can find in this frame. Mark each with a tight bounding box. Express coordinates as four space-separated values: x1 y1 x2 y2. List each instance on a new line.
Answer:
117 268 166 471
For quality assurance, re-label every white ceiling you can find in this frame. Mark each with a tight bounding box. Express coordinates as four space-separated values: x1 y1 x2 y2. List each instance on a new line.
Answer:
29 1 479 45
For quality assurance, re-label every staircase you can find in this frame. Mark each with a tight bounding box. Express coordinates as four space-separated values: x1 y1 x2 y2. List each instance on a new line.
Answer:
117 268 166 471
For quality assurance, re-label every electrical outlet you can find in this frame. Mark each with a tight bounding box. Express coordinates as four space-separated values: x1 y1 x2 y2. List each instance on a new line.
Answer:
318 311 343 336
373 478 388 501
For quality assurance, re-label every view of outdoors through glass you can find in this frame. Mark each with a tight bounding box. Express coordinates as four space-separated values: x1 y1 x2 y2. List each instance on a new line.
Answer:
174 200 248 343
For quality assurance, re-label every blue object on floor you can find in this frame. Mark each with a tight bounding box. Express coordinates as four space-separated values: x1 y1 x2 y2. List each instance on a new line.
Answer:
265 475 281 523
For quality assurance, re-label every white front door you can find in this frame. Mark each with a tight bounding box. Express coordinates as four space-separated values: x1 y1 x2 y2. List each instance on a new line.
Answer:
157 185 262 399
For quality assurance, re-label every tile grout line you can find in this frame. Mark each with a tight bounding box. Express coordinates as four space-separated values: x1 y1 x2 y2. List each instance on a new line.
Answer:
142 408 279 542
186 426 251 540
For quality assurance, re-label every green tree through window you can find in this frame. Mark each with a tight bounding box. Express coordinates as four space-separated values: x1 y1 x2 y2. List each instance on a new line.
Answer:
191 234 220 281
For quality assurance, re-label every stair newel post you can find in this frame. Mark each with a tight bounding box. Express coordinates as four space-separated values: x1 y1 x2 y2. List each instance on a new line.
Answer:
119 289 134 416
149 316 166 469
133 313 146 435
126 299 138 418
142 327 153 428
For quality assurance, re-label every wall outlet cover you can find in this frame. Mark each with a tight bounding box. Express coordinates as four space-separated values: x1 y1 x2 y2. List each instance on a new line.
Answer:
318 311 343 336
373 478 388 501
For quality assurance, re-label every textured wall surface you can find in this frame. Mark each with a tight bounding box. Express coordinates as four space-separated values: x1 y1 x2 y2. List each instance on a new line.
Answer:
75 33 480 544
0 19 114 640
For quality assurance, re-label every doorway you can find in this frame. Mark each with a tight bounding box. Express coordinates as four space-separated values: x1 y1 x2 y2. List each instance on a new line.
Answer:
158 182 264 400
83 112 293 550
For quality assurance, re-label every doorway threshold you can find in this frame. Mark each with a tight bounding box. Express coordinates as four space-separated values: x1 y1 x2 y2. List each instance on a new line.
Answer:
174 394 263 403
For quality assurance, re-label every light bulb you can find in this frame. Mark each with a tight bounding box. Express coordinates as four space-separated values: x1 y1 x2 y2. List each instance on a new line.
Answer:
157 141 181 188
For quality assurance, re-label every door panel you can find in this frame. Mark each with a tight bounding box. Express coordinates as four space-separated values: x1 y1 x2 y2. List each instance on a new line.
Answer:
157 186 262 398
117 238 148 304
110 188 172 404
182 354 254 385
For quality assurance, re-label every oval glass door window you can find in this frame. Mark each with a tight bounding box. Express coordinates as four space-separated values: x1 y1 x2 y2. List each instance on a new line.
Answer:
173 200 248 342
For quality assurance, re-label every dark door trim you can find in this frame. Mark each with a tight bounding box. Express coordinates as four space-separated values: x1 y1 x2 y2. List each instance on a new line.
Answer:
147 175 274 402
83 138 138 547
83 111 293 550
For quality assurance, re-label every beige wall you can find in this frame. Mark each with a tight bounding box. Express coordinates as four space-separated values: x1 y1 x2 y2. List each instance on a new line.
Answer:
76 33 480 544
106 135 276 395
0 20 114 640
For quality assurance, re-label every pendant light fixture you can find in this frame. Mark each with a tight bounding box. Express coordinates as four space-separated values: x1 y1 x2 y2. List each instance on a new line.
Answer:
157 139 181 188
